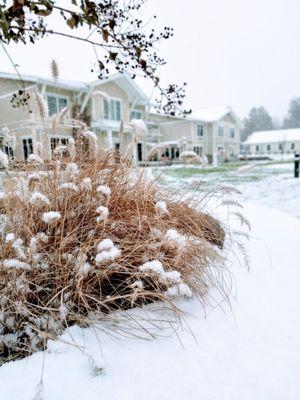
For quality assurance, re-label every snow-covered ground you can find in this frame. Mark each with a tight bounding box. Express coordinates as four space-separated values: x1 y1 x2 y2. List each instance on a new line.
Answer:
151 161 300 217
1 162 300 400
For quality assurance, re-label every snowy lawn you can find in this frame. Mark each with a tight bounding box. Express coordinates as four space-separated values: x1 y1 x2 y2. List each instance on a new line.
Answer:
1 163 300 400
152 161 300 217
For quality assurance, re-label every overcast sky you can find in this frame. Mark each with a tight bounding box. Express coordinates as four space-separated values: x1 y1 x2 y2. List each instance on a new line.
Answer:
1 0 300 120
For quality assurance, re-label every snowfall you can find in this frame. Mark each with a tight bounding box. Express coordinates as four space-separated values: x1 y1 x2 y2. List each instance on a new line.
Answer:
1 161 300 400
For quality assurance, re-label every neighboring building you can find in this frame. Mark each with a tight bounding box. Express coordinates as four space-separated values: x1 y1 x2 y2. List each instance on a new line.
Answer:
243 128 300 156
0 71 241 164
0 71 149 162
148 106 241 163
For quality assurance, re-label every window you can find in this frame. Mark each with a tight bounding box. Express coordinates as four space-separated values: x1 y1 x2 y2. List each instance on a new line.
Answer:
0 137 14 159
256 145 259 152
130 110 143 120
218 125 224 137
103 99 121 121
197 124 204 137
50 137 69 152
291 143 295 150
47 95 68 116
193 146 203 156
230 128 235 138
22 138 33 161
267 144 271 151
279 143 283 151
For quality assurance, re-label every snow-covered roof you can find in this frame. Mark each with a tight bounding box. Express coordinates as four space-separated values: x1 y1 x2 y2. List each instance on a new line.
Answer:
0 71 87 91
244 128 300 145
90 72 149 104
193 106 238 123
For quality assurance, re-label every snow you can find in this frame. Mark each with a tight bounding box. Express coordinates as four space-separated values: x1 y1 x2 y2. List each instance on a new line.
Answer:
155 200 168 214
0 149 9 168
193 105 236 123
59 182 79 192
83 130 98 142
28 154 44 164
95 246 121 265
139 260 164 275
244 128 300 145
165 229 186 249
1 163 300 399
164 282 193 298
42 211 61 223
97 239 114 252
95 240 121 265
96 185 111 196
2 259 31 270
29 191 50 206
65 162 80 177
131 119 147 132
160 270 181 283
5 233 15 243
80 177 92 190
179 150 198 158
96 206 109 222
1 203 300 400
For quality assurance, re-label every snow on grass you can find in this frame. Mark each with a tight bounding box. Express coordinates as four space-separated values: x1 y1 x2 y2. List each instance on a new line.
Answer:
165 229 186 249
42 211 61 224
155 201 168 214
29 191 50 206
96 206 109 222
2 259 31 270
27 154 44 164
95 239 121 265
80 177 92 190
59 182 79 192
96 185 111 196
139 260 164 275
164 282 192 298
1 204 300 399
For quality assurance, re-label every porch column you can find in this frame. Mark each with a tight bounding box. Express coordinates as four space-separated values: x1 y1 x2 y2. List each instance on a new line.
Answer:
107 130 113 150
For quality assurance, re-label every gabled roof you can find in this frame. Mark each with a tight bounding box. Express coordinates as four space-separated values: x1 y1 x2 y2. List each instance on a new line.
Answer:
0 71 149 104
89 72 149 104
194 105 241 125
244 128 300 145
0 71 87 91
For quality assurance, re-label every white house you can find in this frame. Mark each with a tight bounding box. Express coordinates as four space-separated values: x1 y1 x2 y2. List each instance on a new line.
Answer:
243 128 300 156
149 106 241 164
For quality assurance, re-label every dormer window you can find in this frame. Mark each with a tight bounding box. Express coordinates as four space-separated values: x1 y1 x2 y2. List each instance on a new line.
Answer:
103 98 121 121
47 95 68 116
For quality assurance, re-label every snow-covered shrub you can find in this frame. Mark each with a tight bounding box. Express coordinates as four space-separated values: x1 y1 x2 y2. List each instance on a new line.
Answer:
0 145 230 363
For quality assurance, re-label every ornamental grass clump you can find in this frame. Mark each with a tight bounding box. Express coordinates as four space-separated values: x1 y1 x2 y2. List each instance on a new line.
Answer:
0 136 235 363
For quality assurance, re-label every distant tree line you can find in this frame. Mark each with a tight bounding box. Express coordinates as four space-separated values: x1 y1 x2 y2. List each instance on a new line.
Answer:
241 97 300 141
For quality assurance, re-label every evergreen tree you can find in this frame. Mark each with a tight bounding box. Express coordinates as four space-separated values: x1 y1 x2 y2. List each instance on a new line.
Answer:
283 98 300 129
241 107 274 141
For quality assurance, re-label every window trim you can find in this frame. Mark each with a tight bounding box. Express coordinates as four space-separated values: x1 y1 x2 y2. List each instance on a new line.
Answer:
196 123 204 138
193 145 203 156
218 124 224 137
20 135 34 161
46 93 69 117
229 127 235 138
130 109 143 120
102 96 123 121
